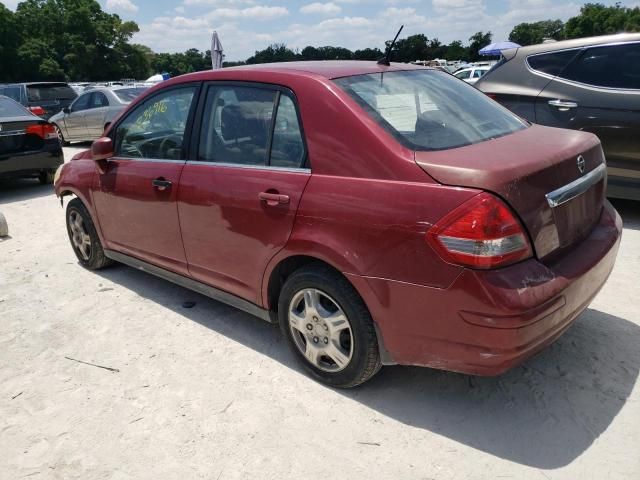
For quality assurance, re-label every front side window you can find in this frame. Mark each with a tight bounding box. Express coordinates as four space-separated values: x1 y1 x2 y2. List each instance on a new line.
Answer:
335 70 527 151
71 94 91 112
90 92 109 108
113 88 147 103
559 43 640 89
455 70 471 79
114 86 196 160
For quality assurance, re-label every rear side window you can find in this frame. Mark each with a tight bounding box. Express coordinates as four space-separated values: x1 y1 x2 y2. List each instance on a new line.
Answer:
115 86 196 160
0 97 30 117
0 86 22 103
455 70 471 79
559 43 640 89
527 50 579 76
27 83 76 102
197 85 306 168
335 70 526 151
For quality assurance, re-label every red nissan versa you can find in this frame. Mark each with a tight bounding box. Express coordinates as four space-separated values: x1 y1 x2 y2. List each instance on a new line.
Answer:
54 62 622 387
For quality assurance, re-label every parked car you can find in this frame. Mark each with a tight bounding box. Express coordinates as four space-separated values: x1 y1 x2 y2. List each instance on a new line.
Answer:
453 66 490 84
54 62 621 387
475 33 640 201
49 86 148 144
0 95 63 184
0 82 77 120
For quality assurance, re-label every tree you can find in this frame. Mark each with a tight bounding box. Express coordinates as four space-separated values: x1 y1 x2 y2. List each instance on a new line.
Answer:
246 43 297 64
0 3 22 81
565 2 640 38
354 47 383 60
468 31 493 61
509 20 565 45
444 40 467 61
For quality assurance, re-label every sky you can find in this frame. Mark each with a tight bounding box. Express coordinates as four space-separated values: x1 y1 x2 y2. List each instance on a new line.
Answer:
3 0 636 61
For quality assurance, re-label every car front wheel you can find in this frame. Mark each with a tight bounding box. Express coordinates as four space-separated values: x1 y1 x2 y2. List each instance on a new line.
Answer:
278 264 382 388
65 198 113 270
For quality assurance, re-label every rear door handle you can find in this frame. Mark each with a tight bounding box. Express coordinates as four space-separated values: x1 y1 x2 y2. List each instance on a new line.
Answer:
259 191 290 206
548 99 578 111
152 178 172 191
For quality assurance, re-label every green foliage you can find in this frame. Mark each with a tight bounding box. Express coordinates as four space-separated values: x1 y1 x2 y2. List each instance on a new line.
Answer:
565 2 640 38
468 31 493 61
509 20 565 45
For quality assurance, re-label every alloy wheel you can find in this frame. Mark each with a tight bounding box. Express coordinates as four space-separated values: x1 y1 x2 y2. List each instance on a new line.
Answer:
69 210 91 261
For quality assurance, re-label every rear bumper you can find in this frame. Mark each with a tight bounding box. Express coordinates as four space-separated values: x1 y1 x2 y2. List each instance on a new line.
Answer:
348 200 622 375
0 148 63 178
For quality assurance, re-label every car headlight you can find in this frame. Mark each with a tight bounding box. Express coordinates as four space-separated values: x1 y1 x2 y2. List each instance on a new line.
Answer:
53 164 64 187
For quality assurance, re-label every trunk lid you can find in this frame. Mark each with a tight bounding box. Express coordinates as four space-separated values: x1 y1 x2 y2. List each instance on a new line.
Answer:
0 117 50 157
415 124 606 262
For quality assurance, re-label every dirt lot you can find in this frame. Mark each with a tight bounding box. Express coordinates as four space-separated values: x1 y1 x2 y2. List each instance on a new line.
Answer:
1 145 639 480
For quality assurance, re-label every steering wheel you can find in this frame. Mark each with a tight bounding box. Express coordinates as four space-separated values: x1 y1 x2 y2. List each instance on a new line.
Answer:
159 134 183 158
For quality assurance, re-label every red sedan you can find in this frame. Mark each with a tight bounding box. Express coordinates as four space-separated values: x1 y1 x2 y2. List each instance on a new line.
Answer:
54 62 622 387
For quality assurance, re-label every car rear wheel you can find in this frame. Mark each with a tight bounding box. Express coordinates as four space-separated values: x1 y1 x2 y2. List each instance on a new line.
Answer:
38 170 54 185
54 125 69 146
278 264 382 388
65 198 113 270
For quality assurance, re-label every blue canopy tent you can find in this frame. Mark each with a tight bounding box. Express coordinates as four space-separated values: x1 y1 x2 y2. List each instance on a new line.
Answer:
479 41 521 56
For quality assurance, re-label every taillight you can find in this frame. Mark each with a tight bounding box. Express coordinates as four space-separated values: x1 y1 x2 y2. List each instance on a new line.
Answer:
25 123 58 140
426 192 533 269
29 106 46 116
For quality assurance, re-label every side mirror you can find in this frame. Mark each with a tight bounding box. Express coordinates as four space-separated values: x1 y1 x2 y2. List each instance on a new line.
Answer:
63 106 70 114
91 137 114 161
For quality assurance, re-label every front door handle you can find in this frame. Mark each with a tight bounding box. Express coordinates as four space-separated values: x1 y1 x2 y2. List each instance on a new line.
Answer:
152 178 172 191
548 99 578 111
259 191 290 206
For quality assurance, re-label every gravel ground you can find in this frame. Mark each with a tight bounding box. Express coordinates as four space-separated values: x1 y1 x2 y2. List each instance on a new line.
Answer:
0 145 639 480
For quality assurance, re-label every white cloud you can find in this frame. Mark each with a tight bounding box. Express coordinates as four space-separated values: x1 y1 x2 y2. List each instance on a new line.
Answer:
174 5 185 13
106 0 139 13
208 5 289 20
300 2 342 15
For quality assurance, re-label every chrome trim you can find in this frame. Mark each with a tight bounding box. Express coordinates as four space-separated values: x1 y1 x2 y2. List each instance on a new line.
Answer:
545 163 606 208
0 130 24 137
104 249 274 323
111 156 185 164
186 160 311 173
525 40 640 93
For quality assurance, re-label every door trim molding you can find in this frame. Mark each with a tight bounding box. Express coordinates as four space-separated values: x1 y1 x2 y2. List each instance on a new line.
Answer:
104 249 274 323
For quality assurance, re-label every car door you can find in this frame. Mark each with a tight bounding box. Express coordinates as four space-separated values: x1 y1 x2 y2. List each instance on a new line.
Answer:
177 83 311 303
535 43 640 191
92 84 199 275
84 91 110 139
63 92 91 139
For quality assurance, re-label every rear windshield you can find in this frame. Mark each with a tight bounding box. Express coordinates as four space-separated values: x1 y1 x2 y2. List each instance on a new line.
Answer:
26 83 77 102
334 70 526 151
0 97 30 118
113 87 147 103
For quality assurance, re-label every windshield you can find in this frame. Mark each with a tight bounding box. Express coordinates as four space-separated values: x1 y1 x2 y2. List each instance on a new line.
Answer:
0 97 30 118
334 70 526 151
26 83 77 102
113 87 147 103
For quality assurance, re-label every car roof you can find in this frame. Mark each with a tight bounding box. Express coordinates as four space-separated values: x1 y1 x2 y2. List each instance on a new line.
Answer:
181 61 430 81
511 32 640 56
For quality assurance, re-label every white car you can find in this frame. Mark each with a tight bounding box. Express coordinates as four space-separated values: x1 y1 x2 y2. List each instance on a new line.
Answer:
454 66 490 85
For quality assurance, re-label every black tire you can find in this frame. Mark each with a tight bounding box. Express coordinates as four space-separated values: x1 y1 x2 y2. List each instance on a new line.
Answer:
278 264 382 388
65 198 113 270
38 170 54 185
54 124 69 146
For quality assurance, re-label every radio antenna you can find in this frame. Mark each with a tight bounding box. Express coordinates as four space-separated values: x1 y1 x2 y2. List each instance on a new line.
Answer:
378 25 404 66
